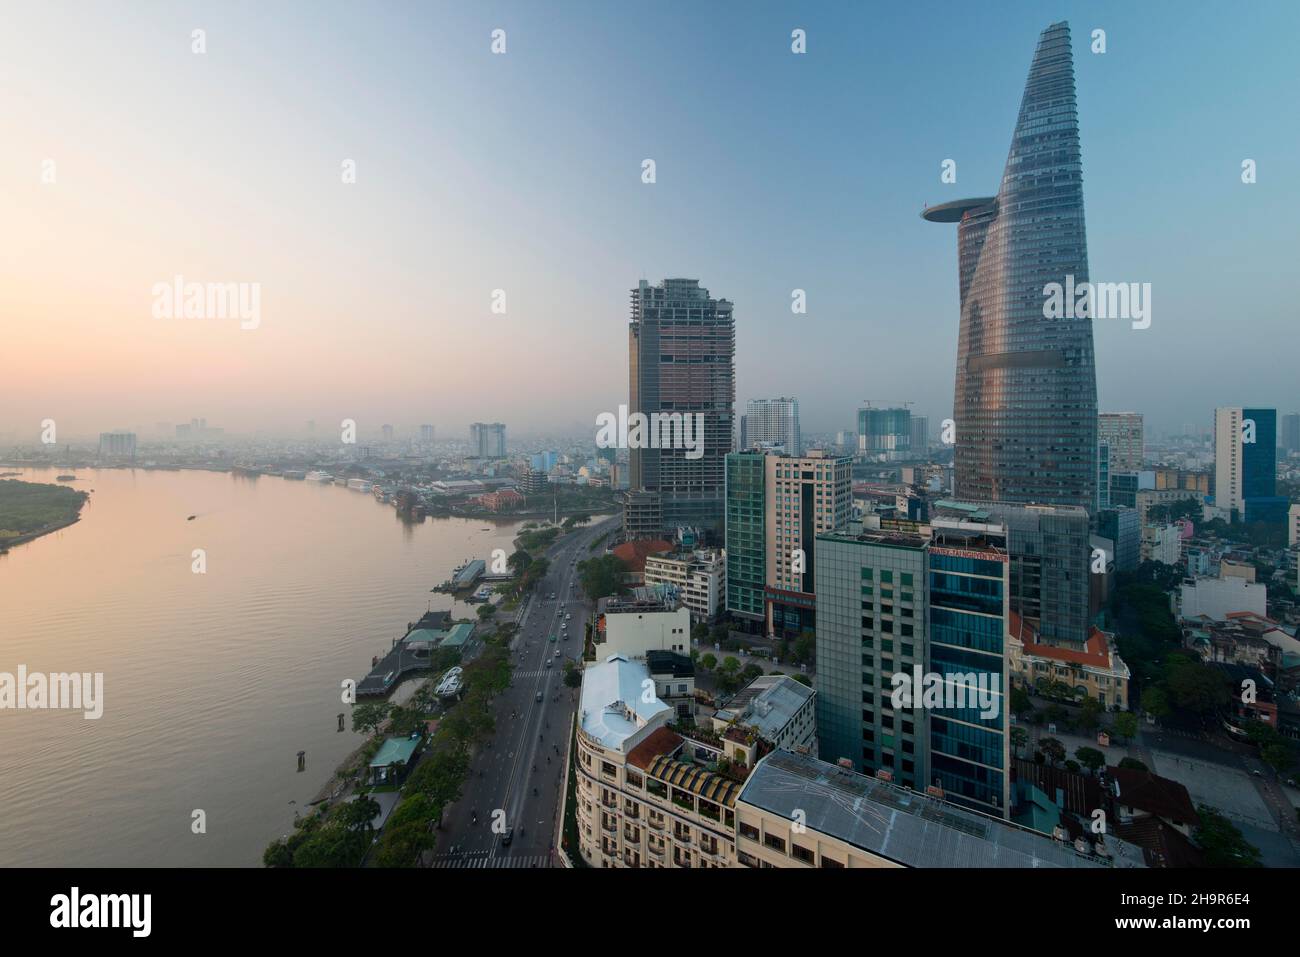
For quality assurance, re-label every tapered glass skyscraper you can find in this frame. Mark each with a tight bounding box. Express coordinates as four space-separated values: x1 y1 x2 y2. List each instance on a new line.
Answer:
924 22 1097 510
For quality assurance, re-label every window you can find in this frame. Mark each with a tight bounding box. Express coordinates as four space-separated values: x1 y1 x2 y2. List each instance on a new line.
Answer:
791 843 815 865
739 821 760 841
763 833 786 853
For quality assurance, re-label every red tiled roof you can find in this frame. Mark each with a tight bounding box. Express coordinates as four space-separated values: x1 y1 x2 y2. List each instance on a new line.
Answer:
1010 611 1111 667
626 726 683 770
611 539 673 573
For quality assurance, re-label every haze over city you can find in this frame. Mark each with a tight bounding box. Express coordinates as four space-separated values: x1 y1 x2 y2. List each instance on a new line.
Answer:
5 0 1298 440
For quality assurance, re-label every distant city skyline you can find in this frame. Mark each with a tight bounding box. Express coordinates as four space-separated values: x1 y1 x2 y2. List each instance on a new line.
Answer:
5 1 1299 441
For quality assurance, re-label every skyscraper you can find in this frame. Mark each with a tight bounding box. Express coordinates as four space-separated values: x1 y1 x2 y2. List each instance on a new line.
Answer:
1215 407 1283 523
857 407 911 460
1282 413 1300 456
625 279 735 539
924 22 1097 511
814 517 1011 816
744 397 801 454
470 422 506 459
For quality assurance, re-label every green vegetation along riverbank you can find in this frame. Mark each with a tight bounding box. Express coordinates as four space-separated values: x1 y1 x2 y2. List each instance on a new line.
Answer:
0 479 89 552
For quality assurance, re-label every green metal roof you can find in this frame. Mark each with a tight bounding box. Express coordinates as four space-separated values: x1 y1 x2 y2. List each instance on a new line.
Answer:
438 623 474 648
369 736 421 768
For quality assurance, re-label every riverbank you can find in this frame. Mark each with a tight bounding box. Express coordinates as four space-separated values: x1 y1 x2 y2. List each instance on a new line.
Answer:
0 479 89 553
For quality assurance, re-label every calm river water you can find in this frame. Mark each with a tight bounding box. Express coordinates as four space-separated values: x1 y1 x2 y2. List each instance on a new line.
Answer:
0 467 528 866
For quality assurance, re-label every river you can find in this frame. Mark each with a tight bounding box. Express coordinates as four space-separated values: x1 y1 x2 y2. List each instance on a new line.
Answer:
0 466 531 866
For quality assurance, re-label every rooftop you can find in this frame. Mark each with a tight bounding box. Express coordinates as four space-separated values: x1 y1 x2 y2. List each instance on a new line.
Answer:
920 197 996 223
579 655 672 752
716 674 814 742
369 735 421 769
739 751 1146 868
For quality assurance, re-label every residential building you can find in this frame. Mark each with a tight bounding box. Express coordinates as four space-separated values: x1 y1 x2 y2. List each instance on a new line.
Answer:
1098 413 1144 472
744 397 801 455
97 431 137 459
588 594 691 664
1140 524 1182 565
724 451 767 622
469 422 506 459
711 674 817 756
646 650 697 721
764 450 853 637
857 406 912 461
1283 412 1300 456
624 278 735 539
924 22 1097 510
1289 503 1300 548
644 549 726 623
419 424 435 444
1177 576 1268 622
910 415 930 457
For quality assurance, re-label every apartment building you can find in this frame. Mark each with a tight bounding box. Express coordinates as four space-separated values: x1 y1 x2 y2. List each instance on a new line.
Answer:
587 593 692 664
643 549 726 623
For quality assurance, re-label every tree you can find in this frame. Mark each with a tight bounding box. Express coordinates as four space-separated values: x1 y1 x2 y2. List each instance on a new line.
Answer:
1010 726 1028 758
1077 696 1101 731
337 795 381 833
563 661 582 688
1262 742 1294 774
691 622 709 643
1117 757 1149 772
792 630 816 666
700 653 717 672
506 550 532 574
1113 711 1139 743
1165 658 1229 714
741 663 763 684
476 603 495 622
720 656 741 675
1141 686 1171 720
577 554 628 600
351 702 391 736
1010 686 1033 718
1194 806 1262 867
1039 737 1066 767
790 673 811 687
1074 746 1105 775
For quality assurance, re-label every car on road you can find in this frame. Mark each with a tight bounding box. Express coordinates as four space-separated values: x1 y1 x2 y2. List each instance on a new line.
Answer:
545 659 552 668
535 691 544 702
565 613 572 620
501 827 513 846
549 634 557 642
561 632 567 640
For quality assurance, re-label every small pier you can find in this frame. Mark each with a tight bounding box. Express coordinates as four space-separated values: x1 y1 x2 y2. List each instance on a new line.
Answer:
355 610 450 698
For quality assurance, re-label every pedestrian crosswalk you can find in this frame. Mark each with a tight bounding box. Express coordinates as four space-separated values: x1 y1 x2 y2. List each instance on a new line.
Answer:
514 669 565 678
431 851 550 868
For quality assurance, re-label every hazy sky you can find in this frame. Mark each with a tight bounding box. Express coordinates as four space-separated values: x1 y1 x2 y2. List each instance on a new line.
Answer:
4 0 1297 442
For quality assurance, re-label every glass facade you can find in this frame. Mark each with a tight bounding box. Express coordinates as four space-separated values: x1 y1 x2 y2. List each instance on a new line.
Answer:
928 547 1009 816
927 22 1097 510
814 530 929 791
725 452 766 619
